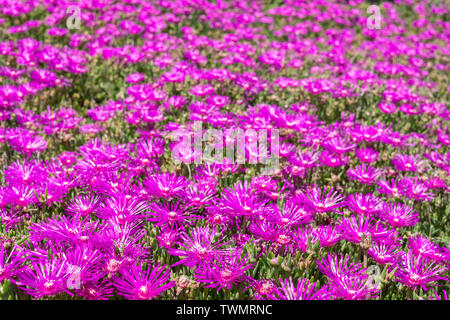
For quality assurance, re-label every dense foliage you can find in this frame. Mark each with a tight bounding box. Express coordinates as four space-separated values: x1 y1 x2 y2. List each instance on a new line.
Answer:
0 0 448 300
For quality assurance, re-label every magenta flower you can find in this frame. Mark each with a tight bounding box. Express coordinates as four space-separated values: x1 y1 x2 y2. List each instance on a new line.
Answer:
346 164 383 185
0 243 25 284
338 215 396 244
316 253 366 280
114 263 174 300
319 150 349 167
393 251 446 291
408 236 446 263
377 179 402 198
277 277 329 300
144 173 189 199
168 227 231 268
265 199 313 227
77 279 114 300
95 194 150 225
313 225 341 247
246 279 279 300
147 201 198 229
249 219 297 254
355 147 379 164
399 177 435 202
322 137 356 154
328 275 380 300
125 72 146 84
194 249 254 292
346 193 382 216
17 259 71 299
66 194 101 217
379 202 419 228
296 187 345 215
181 183 217 207
156 228 179 249
0 208 24 232
368 243 401 265
220 181 267 220
392 154 428 172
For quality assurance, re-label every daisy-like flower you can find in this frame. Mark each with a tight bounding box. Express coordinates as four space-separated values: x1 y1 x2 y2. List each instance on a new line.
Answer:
296 187 345 215
316 253 366 281
38 180 68 206
295 226 319 252
77 279 114 300
346 164 383 185
368 243 401 265
194 249 254 292
114 262 174 300
181 183 217 207
290 150 320 170
220 181 267 220
392 154 428 172
4 159 46 187
377 179 402 198
355 147 379 164
250 175 279 196
246 279 280 300
0 243 25 284
328 274 380 300
346 193 383 216
264 199 313 228
156 228 179 249
125 72 146 84
95 193 150 225
379 202 419 228
319 150 349 167
168 227 231 268
313 225 341 247
399 177 435 202
249 220 297 255
393 251 446 291
147 201 199 229
0 208 24 232
29 216 98 244
17 259 71 299
408 236 446 263
9 134 47 155
5 185 39 208
338 215 395 244
321 137 356 154
425 177 447 190
277 277 329 300
144 173 189 199
66 194 101 217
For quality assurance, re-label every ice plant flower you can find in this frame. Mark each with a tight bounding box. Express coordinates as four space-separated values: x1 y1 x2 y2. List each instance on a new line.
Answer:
393 251 446 291
346 193 382 216
17 259 71 299
194 249 254 291
0 243 25 284
168 227 232 268
277 277 329 300
379 202 420 228
296 187 345 215
346 164 383 185
114 263 174 300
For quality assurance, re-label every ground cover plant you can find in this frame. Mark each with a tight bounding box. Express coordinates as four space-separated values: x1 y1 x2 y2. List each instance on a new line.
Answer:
0 0 449 300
